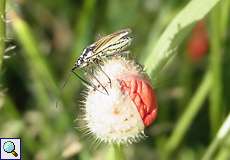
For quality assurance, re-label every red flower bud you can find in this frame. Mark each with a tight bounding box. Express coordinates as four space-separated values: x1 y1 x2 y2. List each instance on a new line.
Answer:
82 57 158 144
187 20 209 61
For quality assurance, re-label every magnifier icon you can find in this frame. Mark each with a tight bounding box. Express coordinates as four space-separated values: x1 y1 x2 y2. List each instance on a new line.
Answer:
3 141 18 157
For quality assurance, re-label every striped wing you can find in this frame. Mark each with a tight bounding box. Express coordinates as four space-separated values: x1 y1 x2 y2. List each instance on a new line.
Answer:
93 28 131 54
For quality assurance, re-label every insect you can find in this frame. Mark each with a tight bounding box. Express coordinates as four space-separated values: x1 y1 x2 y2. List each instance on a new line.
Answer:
71 28 132 94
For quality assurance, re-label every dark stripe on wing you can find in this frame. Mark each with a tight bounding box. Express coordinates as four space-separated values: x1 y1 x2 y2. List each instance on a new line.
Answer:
93 28 131 53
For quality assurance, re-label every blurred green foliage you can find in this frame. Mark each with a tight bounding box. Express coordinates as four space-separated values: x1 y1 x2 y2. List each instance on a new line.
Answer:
0 0 230 160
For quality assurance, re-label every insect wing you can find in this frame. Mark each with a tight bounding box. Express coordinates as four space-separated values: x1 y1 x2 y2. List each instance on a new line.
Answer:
93 28 131 54
102 36 132 56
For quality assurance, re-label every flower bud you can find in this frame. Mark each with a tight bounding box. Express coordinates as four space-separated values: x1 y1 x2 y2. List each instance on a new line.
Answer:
187 20 209 62
82 57 158 144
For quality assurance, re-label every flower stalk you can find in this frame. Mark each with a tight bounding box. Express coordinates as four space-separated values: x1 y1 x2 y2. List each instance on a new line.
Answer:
108 144 126 160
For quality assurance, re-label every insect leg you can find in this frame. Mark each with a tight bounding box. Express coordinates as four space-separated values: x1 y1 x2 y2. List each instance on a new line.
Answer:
93 58 112 87
85 67 109 95
72 69 108 95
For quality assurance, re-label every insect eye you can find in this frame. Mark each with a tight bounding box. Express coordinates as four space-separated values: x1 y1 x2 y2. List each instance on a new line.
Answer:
76 59 81 66
85 47 93 53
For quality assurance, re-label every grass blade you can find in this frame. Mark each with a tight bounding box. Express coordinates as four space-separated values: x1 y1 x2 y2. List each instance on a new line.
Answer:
164 71 212 156
0 0 6 70
11 12 59 108
202 113 230 160
209 4 223 136
144 0 221 76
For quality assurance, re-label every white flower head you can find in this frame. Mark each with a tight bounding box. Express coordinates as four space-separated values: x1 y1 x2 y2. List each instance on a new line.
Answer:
80 57 158 144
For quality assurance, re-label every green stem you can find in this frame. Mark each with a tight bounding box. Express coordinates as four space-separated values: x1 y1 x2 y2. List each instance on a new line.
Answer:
220 0 230 39
0 0 6 70
202 113 230 160
107 144 126 160
209 4 222 137
164 71 211 156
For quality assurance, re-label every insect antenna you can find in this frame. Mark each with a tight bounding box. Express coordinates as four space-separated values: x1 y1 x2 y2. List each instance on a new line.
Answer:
71 66 94 87
56 66 93 108
55 70 73 108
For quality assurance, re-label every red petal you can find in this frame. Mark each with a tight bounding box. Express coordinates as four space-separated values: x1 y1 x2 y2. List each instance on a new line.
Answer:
119 76 158 127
